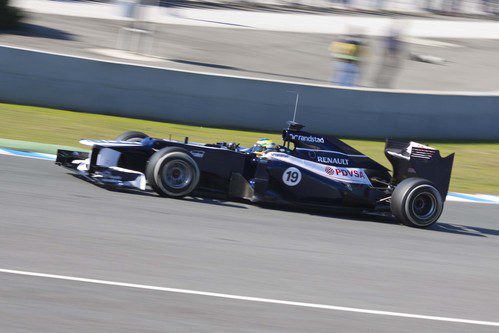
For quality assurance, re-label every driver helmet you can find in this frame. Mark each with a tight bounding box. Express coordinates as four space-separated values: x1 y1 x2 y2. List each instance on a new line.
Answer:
254 138 278 156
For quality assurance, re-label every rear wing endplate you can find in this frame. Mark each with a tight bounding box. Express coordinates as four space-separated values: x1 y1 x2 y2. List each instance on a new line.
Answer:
385 139 454 200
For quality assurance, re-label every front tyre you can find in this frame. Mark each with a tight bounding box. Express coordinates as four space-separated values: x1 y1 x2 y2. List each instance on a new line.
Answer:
146 147 200 198
391 178 443 228
115 131 149 142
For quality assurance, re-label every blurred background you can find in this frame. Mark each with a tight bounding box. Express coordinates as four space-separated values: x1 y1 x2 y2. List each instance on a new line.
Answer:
1 0 498 91
2 4 499 333
0 0 498 193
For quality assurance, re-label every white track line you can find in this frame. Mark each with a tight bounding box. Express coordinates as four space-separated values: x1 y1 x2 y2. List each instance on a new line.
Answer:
1 268 498 327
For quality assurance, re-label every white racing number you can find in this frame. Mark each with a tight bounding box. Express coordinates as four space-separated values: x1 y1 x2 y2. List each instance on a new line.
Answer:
282 167 302 186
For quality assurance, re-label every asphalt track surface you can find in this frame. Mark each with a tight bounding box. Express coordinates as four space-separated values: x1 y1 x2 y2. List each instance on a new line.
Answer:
1 13 499 91
1 155 499 332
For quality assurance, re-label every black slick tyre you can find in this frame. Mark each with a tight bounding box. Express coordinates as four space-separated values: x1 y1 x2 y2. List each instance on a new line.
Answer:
115 131 149 142
391 178 443 228
146 147 200 198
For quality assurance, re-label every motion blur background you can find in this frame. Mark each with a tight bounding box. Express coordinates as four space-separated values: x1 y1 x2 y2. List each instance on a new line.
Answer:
2 0 499 90
0 0 498 192
1 3 499 333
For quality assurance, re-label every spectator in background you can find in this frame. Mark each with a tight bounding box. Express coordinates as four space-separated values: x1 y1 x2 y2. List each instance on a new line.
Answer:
329 30 365 87
123 0 139 21
374 20 406 88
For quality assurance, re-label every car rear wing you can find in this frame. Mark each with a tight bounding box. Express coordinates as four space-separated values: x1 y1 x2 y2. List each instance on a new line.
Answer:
385 139 454 200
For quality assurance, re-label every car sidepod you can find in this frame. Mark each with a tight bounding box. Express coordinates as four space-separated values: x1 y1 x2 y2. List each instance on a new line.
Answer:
252 152 380 208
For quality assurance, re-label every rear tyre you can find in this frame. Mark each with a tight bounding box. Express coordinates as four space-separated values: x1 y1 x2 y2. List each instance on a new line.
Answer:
115 131 149 142
391 178 443 228
146 147 200 198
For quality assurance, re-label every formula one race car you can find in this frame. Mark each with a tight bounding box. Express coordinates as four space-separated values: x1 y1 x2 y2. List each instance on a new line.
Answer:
56 122 454 228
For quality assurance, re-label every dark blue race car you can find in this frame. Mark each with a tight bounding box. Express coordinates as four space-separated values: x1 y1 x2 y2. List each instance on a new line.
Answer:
56 121 454 228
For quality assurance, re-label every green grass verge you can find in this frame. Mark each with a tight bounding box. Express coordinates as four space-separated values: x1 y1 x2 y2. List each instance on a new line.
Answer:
0 103 497 194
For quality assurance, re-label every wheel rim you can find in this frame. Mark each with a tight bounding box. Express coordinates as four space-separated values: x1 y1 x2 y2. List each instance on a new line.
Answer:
161 160 192 189
410 191 437 221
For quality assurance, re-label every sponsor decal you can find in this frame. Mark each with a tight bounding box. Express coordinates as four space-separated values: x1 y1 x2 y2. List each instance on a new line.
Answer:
317 156 349 166
190 150 205 158
264 152 371 186
282 167 302 186
289 133 325 144
324 166 366 180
